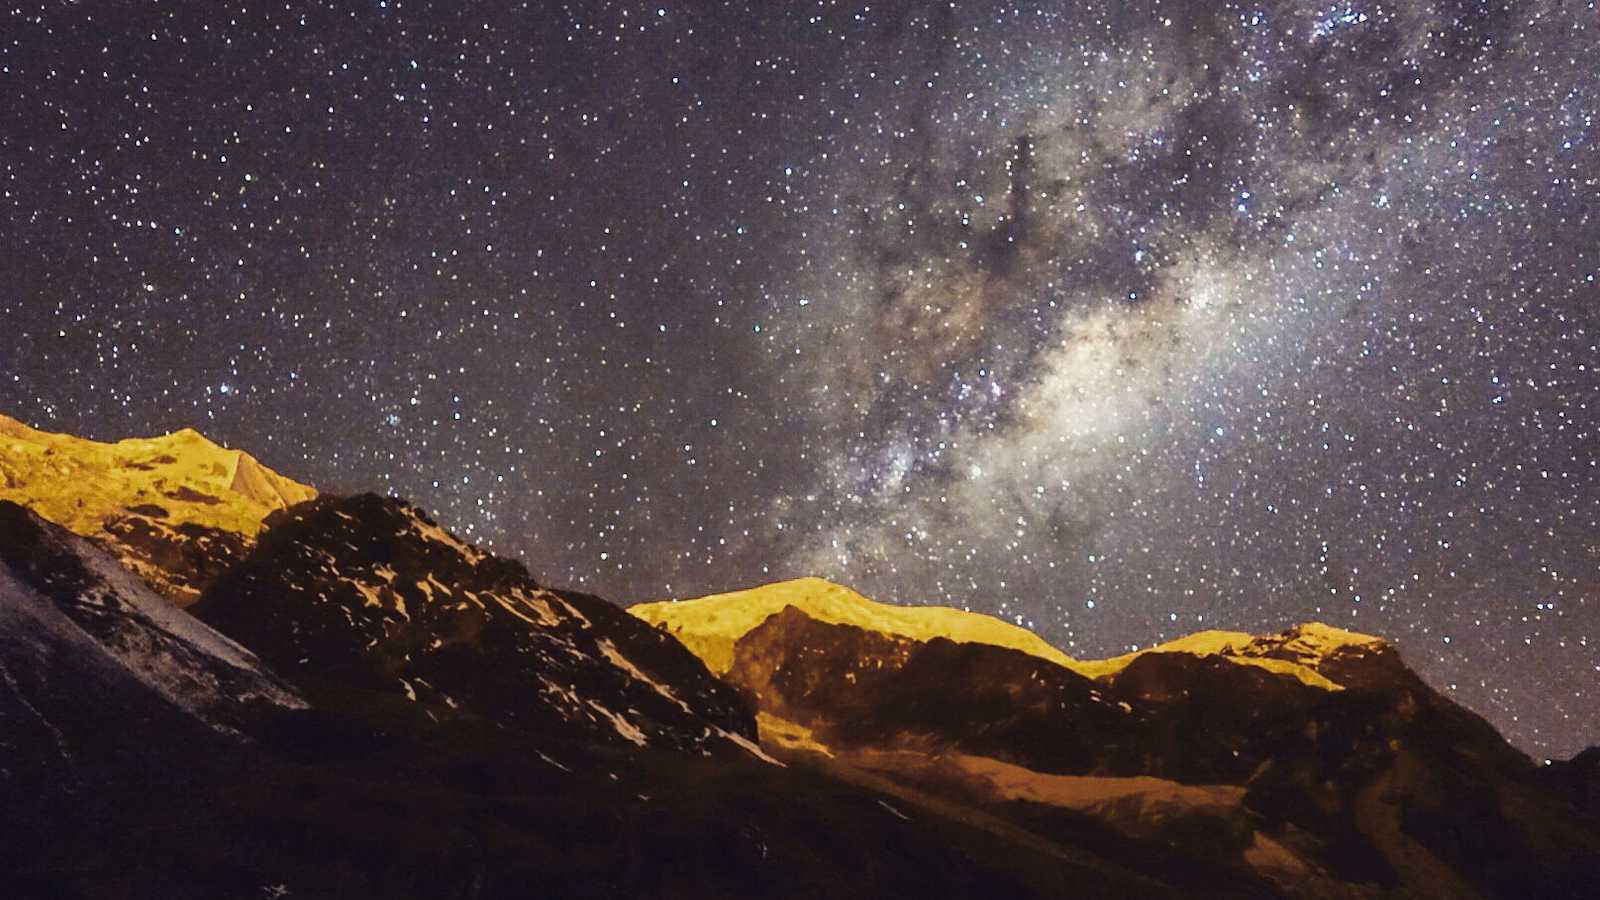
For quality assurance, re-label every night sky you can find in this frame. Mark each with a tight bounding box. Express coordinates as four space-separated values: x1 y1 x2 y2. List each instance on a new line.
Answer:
3 1 1596 757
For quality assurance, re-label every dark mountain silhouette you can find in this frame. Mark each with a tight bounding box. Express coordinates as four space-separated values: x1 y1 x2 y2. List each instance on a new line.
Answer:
2 420 1597 899
190 492 758 757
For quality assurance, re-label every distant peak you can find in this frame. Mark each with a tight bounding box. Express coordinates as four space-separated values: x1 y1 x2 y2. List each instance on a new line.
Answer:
1289 621 1387 648
631 576 1076 674
160 425 222 445
0 413 315 541
1072 618 1396 690
785 575 853 590
678 575 861 599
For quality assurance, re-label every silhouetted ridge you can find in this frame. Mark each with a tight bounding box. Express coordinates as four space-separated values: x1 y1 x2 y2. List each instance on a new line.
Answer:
193 493 756 754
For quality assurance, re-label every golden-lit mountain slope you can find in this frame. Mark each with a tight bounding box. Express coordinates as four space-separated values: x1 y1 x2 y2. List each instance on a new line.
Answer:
0 413 314 535
630 576 1078 674
0 413 315 601
630 576 1383 690
1069 623 1388 690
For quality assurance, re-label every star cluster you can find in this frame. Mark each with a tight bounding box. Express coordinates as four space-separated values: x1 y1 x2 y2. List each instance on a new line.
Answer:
3 1 1596 757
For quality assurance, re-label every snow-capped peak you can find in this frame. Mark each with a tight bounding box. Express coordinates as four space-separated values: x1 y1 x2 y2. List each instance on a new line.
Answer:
0 412 315 539
633 577 1394 693
1278 621 1387 655
1 413 317 603
630 576 1077 674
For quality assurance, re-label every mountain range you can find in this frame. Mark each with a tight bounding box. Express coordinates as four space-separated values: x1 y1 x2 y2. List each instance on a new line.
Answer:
1 413 1596 899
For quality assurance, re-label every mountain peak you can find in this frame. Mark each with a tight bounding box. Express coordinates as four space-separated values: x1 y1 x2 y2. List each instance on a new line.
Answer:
635 578 1398 693
1075 620 1390 690
161 424 221 445
630 576 1077 674
1289 620 1387 649
0 413 316 602
0 413 314 535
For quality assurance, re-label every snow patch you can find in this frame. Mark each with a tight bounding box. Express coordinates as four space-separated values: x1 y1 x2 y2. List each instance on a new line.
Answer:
537 750 570 773
756 712 834 758
553 594 591 628
586 700 648 747
74 533 296 697
598 638 693 714
352 580 384 609
510 587 562 627
875 800 910 821
406 509 485 562
715 726 783 765
1 544 303 739
487 590 545 627
1244 831 1312 878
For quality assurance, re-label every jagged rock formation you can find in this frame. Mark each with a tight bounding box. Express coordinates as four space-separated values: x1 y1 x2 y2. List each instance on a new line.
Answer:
191 493 760 757
729 606 1144 771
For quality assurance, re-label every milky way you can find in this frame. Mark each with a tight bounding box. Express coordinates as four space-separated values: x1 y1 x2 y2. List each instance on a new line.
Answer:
3 1 1596 757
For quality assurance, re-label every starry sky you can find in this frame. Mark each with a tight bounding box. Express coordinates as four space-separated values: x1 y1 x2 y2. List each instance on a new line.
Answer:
3 1 1596 757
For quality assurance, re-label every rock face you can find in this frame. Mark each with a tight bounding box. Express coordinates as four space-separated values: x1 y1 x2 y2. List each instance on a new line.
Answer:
191 493 757 756
0 414 314 603
0 501 302 799
706 599 1600 899
729 606 1143 772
